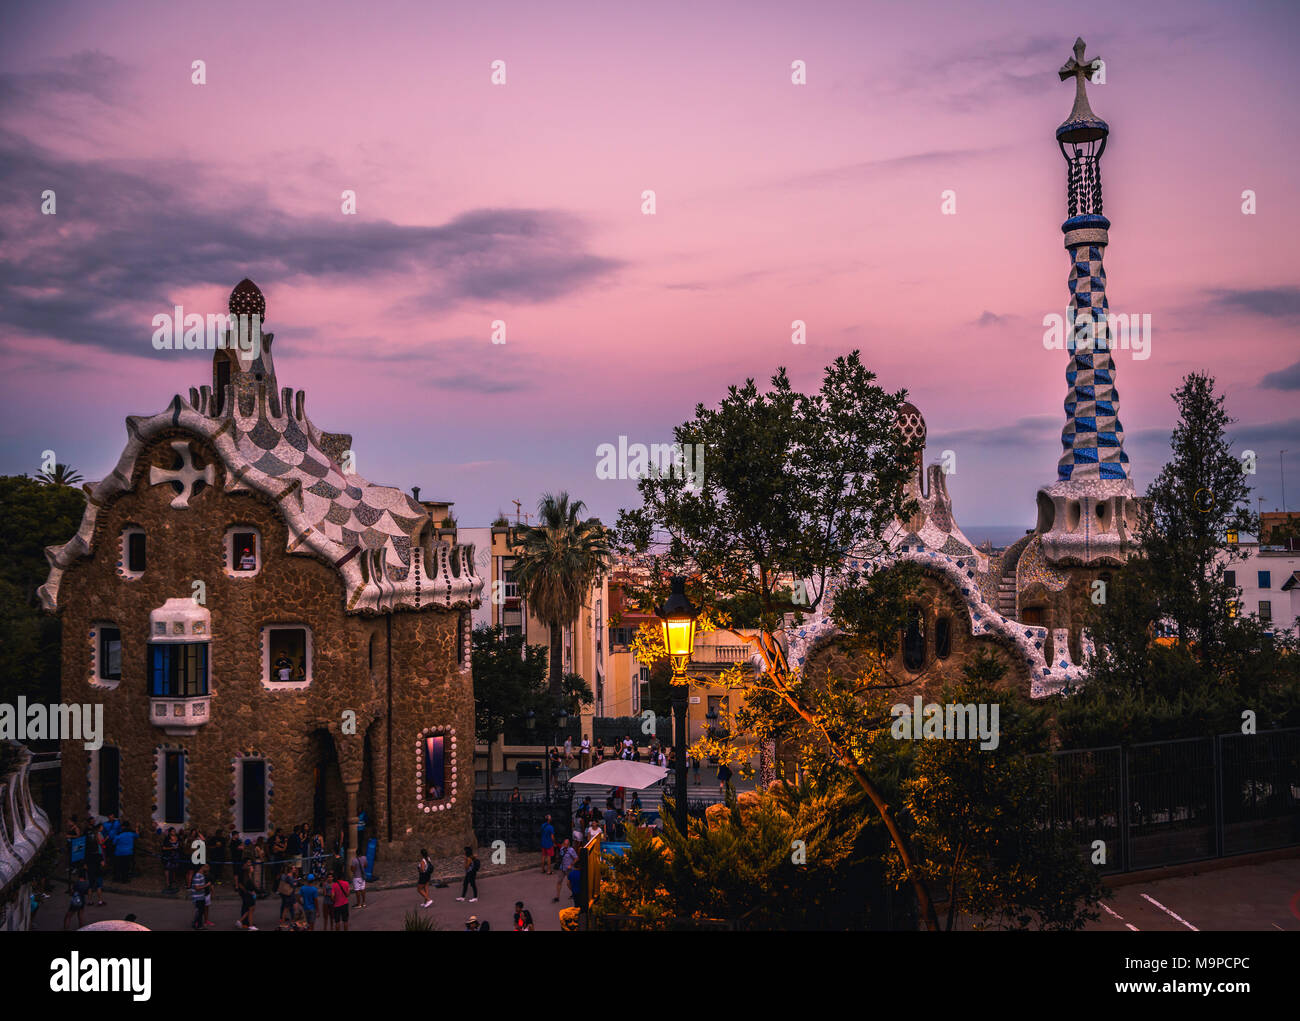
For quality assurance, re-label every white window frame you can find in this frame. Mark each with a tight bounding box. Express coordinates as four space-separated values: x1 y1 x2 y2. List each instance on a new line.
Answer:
154 745 188 829
415 726 458 814
119 527 146 580
88 745 122 820
261 625 313 690
224 526 262 577
90 621 122 689
232 754 270 840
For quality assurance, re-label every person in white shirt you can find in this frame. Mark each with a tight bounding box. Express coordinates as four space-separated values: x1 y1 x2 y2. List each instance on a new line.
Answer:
579 736 592 770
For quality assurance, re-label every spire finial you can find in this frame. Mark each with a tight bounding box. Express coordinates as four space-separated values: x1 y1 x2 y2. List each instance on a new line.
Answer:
1057 37 1106 142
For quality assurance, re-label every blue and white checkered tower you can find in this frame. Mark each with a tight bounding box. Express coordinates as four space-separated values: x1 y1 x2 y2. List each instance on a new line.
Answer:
1035 39 1137 566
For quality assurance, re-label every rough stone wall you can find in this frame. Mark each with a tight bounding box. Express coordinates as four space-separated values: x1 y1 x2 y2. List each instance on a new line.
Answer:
56 430 474 868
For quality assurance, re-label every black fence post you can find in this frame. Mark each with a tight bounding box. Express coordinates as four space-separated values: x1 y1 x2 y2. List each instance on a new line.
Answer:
1118 744 1130 874
1213 733 1224 859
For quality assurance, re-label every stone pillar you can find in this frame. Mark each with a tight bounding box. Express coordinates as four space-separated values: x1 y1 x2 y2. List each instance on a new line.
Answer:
344 780 360 864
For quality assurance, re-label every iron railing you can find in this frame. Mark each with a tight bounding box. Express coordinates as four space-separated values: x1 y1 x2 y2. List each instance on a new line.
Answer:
1048 729 1300 874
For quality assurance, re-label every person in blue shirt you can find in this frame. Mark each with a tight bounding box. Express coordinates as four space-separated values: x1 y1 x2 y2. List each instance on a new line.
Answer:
539 815 555 874
299 875 319 930
113 823 137 882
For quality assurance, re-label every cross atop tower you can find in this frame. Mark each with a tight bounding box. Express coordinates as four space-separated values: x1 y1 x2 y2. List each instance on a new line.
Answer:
1057 37 1107 143
1059 37 1099 90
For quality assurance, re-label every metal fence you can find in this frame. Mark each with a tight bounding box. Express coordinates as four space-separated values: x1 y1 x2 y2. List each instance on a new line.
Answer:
500 715 676 750
471 786 573 850
1048 729 1300 874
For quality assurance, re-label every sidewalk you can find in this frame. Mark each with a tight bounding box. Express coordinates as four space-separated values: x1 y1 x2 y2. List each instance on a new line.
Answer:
86 850 537 901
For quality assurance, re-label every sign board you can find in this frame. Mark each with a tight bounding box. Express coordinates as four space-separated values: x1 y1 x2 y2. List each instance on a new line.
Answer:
69 836 86 864
579 834 602 910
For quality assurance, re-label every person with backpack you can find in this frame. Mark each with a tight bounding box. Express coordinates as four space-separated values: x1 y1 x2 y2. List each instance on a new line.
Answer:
300 874 320 930
540 814 555 874
64 867 90 930
235 861 258 930
455 845 479 903
209 829 226 886
190 864 211 930
330 873 351 930
112 821 136 882
718 762 733 796
277 866 299 924
416 849 433 908
84 823 106 906
513 901 534 931
553 838 578 903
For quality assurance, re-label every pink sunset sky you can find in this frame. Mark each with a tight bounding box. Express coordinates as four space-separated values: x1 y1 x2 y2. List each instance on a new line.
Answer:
1 0 1297 536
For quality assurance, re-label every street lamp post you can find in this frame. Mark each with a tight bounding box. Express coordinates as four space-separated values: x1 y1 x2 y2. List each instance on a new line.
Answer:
555 705 569 794
656 575 699 836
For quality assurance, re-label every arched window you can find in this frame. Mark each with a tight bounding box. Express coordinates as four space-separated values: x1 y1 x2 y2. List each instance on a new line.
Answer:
903 608 925 672
935 616 952 660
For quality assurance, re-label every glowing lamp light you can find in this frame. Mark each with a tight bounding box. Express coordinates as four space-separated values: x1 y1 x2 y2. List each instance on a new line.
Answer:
656 575 699 682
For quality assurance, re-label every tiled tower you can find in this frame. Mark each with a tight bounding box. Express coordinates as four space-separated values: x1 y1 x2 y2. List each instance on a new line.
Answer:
1035 38 1138 566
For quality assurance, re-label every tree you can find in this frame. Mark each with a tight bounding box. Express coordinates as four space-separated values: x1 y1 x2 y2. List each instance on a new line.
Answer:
0 476 86 714
614 352 943 927
592 781 891 930
891 650 1105 930
1133 372 1255 673
512 492 611 696
470 624 548 789
1069 372 1300 741
36 463 83 488
471 624 548 740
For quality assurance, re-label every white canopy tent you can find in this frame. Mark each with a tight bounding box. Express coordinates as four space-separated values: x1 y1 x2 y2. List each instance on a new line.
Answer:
567 759 668 790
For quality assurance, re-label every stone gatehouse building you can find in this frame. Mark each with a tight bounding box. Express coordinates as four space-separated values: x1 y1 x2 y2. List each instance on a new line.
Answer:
40 279 482 869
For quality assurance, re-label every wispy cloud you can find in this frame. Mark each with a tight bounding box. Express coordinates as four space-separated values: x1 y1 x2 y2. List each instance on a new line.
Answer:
1205 286 1300 320
0 133 621 357
1261 359 1300 391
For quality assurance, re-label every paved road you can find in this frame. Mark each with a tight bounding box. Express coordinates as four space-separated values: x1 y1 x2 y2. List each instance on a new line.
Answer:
1086 858 1300 932
34 866 574 933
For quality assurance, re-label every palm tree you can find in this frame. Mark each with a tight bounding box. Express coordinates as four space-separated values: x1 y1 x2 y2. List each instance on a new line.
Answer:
512 492 610 696
37 463 83 487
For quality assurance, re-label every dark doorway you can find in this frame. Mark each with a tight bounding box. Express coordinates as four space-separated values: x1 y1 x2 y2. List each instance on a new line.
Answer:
309 729 344 838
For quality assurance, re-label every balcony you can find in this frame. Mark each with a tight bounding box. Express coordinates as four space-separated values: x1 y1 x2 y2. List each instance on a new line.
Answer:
150 696 212 736
693 645 751 664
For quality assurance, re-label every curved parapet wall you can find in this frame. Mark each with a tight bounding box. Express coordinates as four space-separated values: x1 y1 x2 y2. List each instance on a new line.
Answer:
787 545 1088 698
0 743 53 931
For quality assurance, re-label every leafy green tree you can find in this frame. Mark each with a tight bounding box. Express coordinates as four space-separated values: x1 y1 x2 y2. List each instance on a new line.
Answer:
615 352 939 926
471 624 547 789
1069 373 1300 743
471 624 548 740
593 780 892 930
513 492 611 696
0 475 86 714
892 649 1105 930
